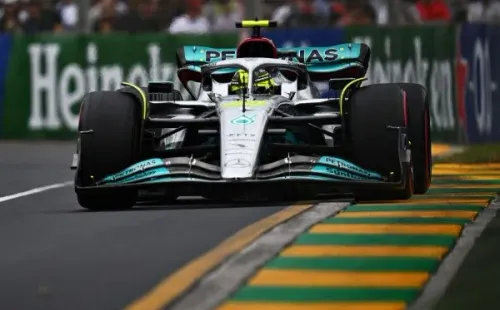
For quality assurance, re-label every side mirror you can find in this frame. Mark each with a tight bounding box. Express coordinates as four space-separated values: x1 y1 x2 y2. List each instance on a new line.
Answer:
297 74 308 91
148 81 174 94
148 81 175 102
328 78 356 90
202 77 212 91
298 82 308 91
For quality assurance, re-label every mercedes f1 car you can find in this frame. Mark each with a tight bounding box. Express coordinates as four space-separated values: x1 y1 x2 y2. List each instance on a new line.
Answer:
71 20 432 210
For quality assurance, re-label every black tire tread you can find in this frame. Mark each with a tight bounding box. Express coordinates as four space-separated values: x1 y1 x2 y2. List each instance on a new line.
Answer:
396 83 432 194
346 84 413 201
76 91 141 210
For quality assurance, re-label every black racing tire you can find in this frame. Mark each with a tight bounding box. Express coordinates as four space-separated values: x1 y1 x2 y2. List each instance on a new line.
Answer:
395 83 432 194
75 91 142 210
346 84 413 201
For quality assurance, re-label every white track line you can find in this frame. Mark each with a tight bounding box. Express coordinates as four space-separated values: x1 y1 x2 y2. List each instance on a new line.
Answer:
0 181 73 203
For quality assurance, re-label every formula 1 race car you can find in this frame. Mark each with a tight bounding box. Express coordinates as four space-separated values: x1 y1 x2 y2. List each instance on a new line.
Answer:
71 20 432 210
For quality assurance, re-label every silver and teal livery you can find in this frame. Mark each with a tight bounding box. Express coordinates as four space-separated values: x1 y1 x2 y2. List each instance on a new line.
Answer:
73 20 416 207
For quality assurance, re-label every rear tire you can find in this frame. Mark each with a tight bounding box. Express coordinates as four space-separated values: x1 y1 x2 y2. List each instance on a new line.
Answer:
75 91 142 210
396 83 432 194
346 84 413 201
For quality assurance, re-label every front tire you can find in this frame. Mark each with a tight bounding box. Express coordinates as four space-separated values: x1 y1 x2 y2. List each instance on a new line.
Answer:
346 84 413 201
75 90 142 210
396 83 432 194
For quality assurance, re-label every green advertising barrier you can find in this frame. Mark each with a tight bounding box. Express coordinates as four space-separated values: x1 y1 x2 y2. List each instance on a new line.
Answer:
2 33 239 139
345 26 461 143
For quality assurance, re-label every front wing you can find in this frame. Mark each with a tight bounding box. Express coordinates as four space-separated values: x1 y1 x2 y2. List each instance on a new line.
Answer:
75 137 411 199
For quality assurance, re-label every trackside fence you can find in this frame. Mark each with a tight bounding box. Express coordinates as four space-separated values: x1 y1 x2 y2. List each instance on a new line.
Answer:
0 24 496 144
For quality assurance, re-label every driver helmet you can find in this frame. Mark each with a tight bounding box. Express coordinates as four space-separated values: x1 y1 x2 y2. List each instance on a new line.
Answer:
230 69 276 95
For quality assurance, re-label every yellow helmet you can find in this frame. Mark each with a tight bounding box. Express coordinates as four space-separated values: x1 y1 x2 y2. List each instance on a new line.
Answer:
230 69 276 94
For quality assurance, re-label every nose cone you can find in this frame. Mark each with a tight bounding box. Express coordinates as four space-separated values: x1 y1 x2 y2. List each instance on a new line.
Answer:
218 99 272 179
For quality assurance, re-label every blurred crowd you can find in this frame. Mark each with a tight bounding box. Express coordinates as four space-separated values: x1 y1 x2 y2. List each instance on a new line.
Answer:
0 0 499 33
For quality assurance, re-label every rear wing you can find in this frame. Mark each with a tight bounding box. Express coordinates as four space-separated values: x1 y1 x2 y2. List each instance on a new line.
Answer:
175 43 371 81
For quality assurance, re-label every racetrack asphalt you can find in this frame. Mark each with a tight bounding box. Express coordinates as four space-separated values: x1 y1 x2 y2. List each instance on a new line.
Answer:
0 141 288 310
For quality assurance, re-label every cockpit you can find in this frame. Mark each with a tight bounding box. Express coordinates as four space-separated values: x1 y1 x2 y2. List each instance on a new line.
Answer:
198 58 308 101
